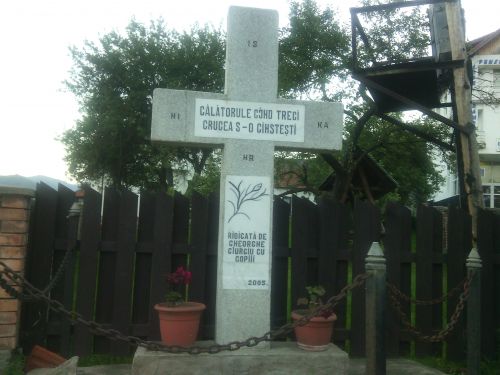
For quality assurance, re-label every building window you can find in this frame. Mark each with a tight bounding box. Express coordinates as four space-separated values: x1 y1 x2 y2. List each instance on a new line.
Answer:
476 108 483 130
483 184 500 208
494 71 500 88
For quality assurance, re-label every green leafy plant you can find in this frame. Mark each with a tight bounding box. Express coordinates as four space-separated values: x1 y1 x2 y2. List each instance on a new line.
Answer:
297 285 333 318
165 266 192 306
4 351 25 375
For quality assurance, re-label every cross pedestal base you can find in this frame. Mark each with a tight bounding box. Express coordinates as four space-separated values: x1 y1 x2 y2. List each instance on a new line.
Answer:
132 342 348 375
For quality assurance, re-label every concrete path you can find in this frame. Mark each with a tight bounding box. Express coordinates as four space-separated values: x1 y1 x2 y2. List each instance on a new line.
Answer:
75 359 447 374
0 350 447 375
349 358 447 374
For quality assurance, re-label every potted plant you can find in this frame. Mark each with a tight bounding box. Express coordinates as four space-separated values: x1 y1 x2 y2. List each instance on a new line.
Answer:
154 266 206 347
291 285 337 351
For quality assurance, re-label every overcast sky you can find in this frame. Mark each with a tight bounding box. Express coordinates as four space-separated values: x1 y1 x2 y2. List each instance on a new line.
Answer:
0 0 498 182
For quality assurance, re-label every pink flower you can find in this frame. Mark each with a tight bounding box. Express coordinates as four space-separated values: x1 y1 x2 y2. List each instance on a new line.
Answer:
166 266 192 286
165 266 193 305
184 271 192 285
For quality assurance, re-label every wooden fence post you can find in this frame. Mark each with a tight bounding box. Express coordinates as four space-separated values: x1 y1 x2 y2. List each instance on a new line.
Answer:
466 248 482 375
365 242 386 375
58 192 82 357
74 187 101 356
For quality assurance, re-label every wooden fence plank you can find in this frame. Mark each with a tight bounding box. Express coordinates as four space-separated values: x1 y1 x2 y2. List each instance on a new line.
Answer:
306 198 319 286
94 189 121 353
94 188 138 354
189 192 208 302
291 197 316 312
415 205 443 357
172 193 190 268
133 192 154 332
20 183 58 353
55 185 78 357
384 202 412 356
490 209 500 356
350 200 380 357
147 192 174 341
415 204 434 357
477 208 496 358
109 189 138 355
203 192 219 338
446 207 470 360
137 193 155 335
318 197 337 302
74 187 102 356
330 202 350 347
493 212 500 356
318 198 351 347
190 192 210 339
431 208 444 357
271 197 290 331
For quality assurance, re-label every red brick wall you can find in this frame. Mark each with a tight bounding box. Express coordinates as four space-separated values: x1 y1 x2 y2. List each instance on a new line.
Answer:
0 188 33 349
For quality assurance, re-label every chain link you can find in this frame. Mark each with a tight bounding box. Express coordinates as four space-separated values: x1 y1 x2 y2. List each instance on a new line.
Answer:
386 274 469 306
39 199 82 296
42 242 77 295
4 248 473 349
0 260 370 354
10 240 77 304
387 272 474 342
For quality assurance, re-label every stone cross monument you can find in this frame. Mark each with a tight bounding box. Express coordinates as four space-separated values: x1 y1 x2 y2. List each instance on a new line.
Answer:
151 6 343 345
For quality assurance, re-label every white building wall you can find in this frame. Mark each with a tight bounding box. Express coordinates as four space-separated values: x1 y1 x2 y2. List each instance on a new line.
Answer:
433 164 458 202
472 55 500 157
473 54 500 209
433 53 500 206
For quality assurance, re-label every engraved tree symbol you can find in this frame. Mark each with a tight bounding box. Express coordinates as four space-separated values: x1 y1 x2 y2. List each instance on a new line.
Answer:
227 180 268 223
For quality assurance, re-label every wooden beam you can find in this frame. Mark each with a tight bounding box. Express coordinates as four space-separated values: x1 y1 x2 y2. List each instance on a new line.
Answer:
445 0 484 241
351 0 456 14
376 113 455 152
354 73 469 133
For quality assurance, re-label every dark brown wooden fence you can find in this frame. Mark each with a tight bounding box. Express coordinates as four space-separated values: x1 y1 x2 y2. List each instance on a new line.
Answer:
19 183 500 360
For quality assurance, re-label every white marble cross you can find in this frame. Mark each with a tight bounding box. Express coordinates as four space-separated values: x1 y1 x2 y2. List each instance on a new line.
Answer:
151 6 343 345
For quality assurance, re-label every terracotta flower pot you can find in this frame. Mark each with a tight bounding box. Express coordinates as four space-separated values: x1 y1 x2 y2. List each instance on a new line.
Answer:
154 302 206 347
291 310 337 351
24 345 67 372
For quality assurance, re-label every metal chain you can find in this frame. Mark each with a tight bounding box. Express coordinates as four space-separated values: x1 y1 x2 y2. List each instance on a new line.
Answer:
386 274 469 306
267 273 371 341
40 198 82 295
15 243 77 303
0 260 370 354
42 242 77 295
387 272 474 342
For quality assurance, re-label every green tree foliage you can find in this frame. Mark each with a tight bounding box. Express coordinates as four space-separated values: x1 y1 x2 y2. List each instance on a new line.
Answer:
354 115 449 204
62 20 225 189
62 0 453 205
185 150 222 196
279 0 350 99
275 0 452 206
356 0 431 66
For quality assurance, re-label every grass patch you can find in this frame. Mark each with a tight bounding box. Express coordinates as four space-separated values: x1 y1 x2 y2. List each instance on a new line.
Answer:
416 357 500 375
4 352 25 375
416 357 465 374
78 354 133 367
